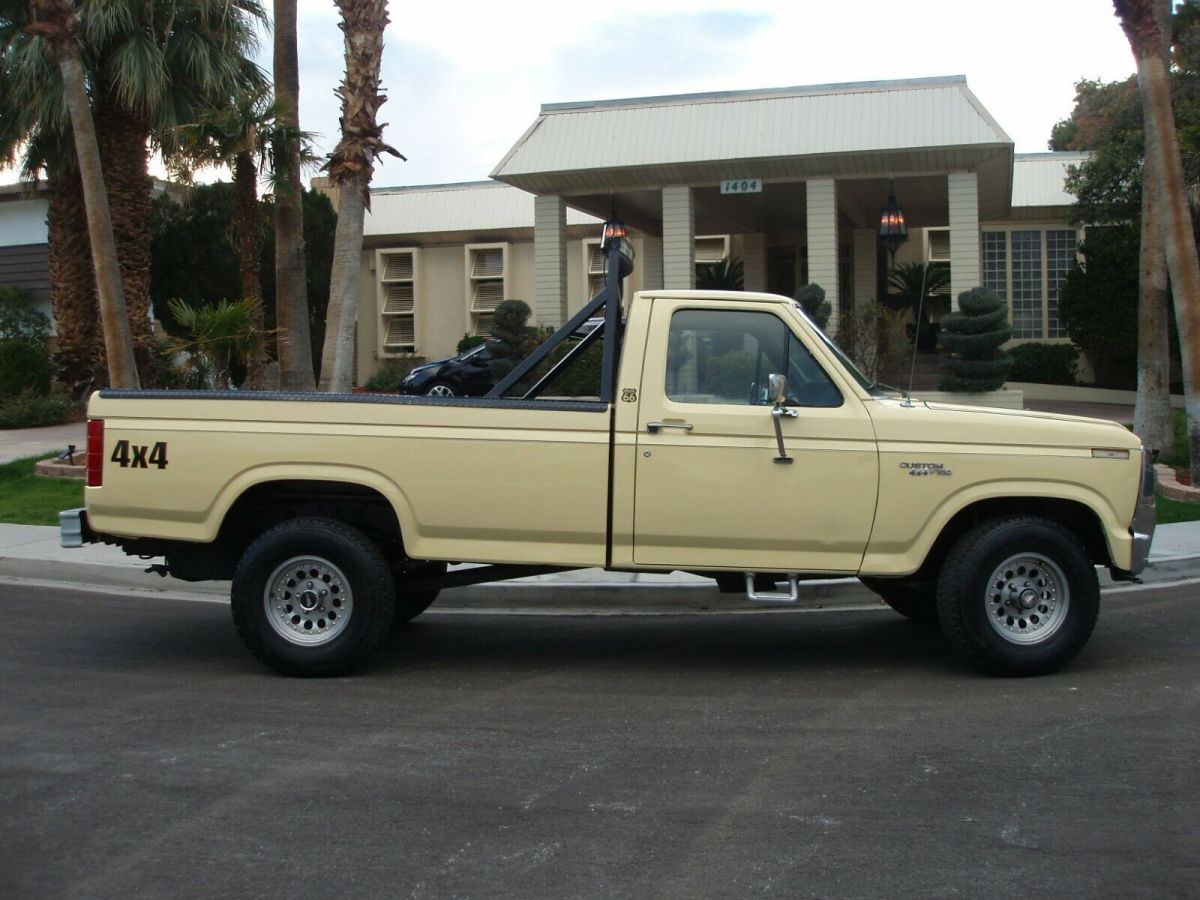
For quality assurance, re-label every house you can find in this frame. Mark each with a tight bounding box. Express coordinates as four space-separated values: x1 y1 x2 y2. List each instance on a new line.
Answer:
355 76 1085 382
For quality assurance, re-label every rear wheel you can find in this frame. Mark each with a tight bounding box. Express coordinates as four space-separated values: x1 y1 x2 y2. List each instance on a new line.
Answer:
860 577 937 623
231 517 395 677
936 517 1099 676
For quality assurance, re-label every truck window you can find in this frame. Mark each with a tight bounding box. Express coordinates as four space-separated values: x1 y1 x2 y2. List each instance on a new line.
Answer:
665 309 841 407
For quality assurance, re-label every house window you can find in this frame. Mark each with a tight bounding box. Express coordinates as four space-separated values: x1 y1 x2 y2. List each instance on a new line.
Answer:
982 232 1007 301
927 228 951 263
982 228 1078 340
465 243 508 337
695 235 730 280
583 239 605 299
376 248 418 355
1046 229 1077 339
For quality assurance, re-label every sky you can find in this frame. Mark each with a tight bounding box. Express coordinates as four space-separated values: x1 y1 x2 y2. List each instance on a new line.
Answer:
279 0 1140 190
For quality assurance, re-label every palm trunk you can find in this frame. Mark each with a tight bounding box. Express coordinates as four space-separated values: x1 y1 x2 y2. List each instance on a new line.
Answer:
1117 0 1200 483
319 176 366 391
52 22 139 389
233 150 269 388
273 0 315 391
47 158 103 390
94 88 155 384
1132 6 1174 456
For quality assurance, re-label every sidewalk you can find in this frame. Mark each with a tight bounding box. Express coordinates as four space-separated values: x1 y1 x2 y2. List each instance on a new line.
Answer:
2 520 1197 614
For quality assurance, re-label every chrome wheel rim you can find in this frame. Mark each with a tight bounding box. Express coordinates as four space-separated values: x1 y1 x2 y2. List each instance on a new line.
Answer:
264 555 354 646
985 553 1070 645
426 384 454 397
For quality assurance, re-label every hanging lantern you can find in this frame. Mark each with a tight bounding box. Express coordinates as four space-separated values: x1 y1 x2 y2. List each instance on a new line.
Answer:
879 182 908 263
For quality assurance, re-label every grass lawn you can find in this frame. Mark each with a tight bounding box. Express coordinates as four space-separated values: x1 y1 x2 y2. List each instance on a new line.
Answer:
0 455 84 526
1156 490 1200 524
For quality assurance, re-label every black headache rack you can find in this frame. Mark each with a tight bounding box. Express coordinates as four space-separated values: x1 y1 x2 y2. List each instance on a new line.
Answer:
485 217 633 403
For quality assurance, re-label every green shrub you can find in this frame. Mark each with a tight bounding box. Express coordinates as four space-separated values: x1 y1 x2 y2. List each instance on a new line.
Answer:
0 338 55 397
364 357 424 392
0 286 49 343
1009 342 1080 386
0 390 77 429
939 287 1014 392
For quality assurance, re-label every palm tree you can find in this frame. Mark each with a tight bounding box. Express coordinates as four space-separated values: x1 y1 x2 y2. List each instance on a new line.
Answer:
2 0 266 388
883 262 950 352
318 0 404 392
83 0 266 380
1115 0 1200 482
272 0 315 391
166 85 282 387
17 0 139 388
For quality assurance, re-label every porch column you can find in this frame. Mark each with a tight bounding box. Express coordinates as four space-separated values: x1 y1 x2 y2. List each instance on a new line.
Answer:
640 235 663 291
662 186 695 289
534 194 568 326
948 172 981 311
806 178 839 334
853 228 877 312
742 233 767 292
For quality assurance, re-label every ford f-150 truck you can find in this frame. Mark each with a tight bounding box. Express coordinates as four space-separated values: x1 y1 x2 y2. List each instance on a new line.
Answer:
61 226 1156 678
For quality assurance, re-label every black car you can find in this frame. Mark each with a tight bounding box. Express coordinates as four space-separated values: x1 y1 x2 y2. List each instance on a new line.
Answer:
399 343 498 397
399 319 606 398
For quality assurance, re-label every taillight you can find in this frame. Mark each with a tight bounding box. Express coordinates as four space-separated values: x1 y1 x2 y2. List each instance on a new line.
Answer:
87 419 104 487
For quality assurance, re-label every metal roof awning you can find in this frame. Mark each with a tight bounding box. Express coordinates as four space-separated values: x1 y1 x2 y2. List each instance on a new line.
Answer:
491 76 1015 230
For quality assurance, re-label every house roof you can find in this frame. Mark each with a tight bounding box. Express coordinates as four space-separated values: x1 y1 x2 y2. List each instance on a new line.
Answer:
363 180 600 240
1011 152 1087 209
491 76 1014 213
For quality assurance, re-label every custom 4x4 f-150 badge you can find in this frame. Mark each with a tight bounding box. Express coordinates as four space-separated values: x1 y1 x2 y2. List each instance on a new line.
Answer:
900 462 951 476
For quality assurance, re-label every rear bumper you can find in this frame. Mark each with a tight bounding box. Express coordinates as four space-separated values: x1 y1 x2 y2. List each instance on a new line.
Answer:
59 507 95 548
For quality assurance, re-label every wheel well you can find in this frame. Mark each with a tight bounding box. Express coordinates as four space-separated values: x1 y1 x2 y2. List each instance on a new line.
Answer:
164 480 403 581
918 497 1112 580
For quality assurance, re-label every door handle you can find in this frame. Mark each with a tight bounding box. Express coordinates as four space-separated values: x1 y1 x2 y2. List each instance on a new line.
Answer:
646 421 693 433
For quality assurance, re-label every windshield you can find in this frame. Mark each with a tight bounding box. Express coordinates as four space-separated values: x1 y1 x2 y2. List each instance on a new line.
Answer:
790 303 893 398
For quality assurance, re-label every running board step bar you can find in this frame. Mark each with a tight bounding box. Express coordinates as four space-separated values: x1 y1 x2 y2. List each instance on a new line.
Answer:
744 572 800 603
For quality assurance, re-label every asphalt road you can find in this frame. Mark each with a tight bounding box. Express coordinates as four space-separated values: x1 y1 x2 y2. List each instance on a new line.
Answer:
2 582 1197 899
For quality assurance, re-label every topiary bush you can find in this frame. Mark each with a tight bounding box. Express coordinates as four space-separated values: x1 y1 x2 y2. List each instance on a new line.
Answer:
489 299 533 381
1009 342 1080 386
938 287 1014 393
795 283 831 330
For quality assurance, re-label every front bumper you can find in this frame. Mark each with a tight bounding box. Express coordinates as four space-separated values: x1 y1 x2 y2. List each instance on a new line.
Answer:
1128 451 1157 576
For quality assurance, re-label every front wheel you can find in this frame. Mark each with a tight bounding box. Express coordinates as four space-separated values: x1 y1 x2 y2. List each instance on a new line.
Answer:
231 517 395 677
936 517 1099 676
425 381 456 397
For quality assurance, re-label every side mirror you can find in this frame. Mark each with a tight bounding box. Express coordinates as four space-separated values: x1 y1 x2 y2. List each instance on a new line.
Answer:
768 373 788 406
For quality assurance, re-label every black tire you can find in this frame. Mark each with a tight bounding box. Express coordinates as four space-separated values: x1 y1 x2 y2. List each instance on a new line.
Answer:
860 577 938 623
393 561 446 624
231 517 395 677
424 381 456 397
936 516 1099 676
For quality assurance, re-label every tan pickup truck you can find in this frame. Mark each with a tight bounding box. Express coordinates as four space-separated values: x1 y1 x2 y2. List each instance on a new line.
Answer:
61 241 1155 679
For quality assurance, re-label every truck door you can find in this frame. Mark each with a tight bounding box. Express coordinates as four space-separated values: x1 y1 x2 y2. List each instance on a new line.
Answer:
632 300 878 573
